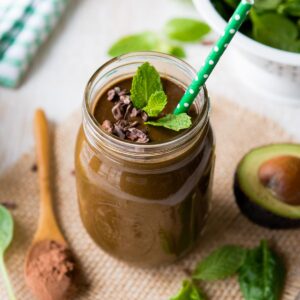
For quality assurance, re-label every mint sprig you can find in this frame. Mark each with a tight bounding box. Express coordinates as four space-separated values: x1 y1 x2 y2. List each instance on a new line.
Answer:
130 62 163 109
130 62 192 132
145 113 191 131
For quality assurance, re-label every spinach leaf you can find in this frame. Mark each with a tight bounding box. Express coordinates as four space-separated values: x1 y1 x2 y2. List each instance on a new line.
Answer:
0 205 16 300
193 245 246 281
164 18 210 42
254 0 282 11
170 280 206 300
278 0 300 17
250 11 298 51
238 240 285 300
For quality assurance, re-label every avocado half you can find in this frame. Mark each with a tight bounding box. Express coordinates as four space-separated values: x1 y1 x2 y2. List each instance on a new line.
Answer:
234 143 300 229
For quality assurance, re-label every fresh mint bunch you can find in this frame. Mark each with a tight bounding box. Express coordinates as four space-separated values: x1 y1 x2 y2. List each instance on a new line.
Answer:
130 62 191 131
108 18 211 58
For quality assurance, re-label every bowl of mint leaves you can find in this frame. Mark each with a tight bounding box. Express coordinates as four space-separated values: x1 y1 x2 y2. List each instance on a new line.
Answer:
193 0 300 103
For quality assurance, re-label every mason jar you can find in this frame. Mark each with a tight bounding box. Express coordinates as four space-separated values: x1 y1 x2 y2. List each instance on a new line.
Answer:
75 52 215 267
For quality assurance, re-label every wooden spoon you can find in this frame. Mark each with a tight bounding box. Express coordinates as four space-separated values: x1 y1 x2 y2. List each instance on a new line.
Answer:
31 109 66 245
25 109 75 300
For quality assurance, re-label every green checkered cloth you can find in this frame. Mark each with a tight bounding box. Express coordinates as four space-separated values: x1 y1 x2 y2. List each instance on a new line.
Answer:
0 0 68 88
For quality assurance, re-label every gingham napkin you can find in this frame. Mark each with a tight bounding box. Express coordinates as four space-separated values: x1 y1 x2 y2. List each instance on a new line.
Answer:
0 0 68 88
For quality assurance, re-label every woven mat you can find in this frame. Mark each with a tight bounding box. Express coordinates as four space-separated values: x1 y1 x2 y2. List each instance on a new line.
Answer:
1 98 300 300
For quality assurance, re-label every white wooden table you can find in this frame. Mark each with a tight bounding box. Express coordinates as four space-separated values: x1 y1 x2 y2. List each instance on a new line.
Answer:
0 0 299 174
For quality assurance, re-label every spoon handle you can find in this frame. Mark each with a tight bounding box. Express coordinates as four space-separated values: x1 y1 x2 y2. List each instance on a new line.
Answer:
34 109 65 243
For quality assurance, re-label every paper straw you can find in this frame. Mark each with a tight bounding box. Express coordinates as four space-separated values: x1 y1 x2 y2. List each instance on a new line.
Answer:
173 0 254 115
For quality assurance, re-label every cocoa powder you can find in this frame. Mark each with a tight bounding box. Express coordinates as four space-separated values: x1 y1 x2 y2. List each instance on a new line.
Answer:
25 240 75 300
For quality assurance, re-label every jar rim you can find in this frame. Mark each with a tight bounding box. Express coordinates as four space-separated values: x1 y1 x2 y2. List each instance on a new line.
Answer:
83 51 210 161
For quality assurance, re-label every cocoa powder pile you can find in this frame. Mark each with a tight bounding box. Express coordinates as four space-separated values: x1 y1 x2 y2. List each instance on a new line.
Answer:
25 240 76 300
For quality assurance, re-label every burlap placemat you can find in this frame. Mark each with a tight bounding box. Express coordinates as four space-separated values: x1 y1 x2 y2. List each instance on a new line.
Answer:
0 98 299 300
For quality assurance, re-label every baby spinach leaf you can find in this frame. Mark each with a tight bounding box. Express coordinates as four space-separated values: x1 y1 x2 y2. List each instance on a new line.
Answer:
143 91 167 117
170 280 206 300
130 62 163 109
0 205 16 300
238 240 285 300
193 245 246 281
145 113 191 131
250 11 298 51
254 0 282 11
168 45 186 58
108 32 160 57
278 0 300 17
164 18 211 42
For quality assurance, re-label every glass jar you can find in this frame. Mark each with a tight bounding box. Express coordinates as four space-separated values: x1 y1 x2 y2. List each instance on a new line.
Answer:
75 52 215 267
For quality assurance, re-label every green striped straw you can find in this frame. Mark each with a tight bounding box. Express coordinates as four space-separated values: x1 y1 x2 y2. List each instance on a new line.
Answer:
173 0 254 115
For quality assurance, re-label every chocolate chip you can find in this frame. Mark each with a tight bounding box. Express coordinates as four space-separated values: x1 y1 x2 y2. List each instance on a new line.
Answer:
127 121 139 128
141 111 148 122
107 89 116 101
31 164 38 172
119 95 131 105
126 128 149 143
130 107 141 118
112 102 125 120
116 119 129 129
0 201 17 210
114 87 121 94
124 103 133 120
118 89 128 96
102 120 113 133
113 124 126 139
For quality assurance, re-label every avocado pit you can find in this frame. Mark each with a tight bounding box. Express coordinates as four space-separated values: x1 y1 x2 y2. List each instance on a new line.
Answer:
258 155 300 206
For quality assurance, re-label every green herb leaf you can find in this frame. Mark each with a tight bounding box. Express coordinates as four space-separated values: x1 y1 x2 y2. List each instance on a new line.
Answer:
0 205 16 300
168 45 186 58
108 32 160 57
250 11 298 51
238 240 285 300
170 280 206 300
143 91 167 117
164 18 211 42
0 205 13 253
193 245 246 281
145 113 192 131
130 62 163 109
278 0 300 17
254 0 282 11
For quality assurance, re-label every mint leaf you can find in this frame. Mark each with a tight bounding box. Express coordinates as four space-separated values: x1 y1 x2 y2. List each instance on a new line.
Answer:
145 113 191 131
130 62 163 109
108 31 186 58
238 240 285 300
108 32 159 57
193 245 246 281
170 280 206 300
143 91 167 117
164 18 210 42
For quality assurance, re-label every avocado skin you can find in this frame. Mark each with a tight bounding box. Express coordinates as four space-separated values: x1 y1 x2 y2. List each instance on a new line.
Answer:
234 174 300 229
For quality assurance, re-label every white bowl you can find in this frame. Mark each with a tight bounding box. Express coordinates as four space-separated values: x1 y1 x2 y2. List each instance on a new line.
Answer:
193 0 300 103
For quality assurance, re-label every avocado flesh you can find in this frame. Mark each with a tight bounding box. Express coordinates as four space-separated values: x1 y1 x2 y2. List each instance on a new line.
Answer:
235 144 300 226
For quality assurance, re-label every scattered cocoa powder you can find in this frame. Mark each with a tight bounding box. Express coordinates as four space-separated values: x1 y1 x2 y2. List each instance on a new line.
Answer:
25 240 76 300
